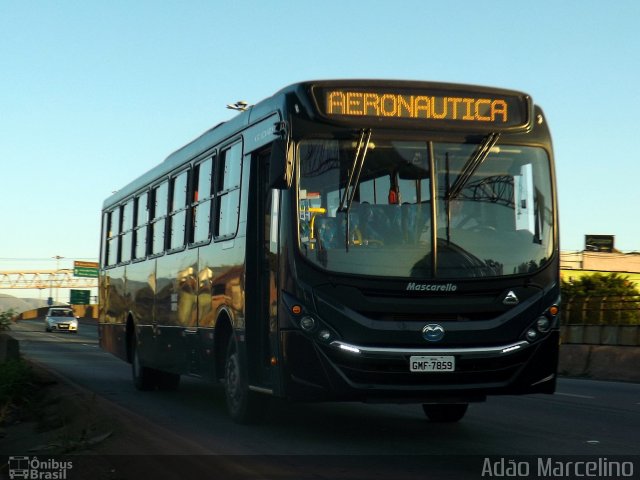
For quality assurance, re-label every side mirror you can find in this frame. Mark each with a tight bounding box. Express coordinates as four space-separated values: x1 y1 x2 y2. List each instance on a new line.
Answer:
269 137 294 189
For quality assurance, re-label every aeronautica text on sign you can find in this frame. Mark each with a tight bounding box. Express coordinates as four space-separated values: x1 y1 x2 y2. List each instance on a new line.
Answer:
325 90 509 123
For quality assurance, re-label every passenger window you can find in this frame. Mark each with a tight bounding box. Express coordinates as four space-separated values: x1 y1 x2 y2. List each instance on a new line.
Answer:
216 142 242 238
196 157 213 199
219 142 242 191
133 193 148 259
151 181 168 254
120 200 134 262
154 182 168 217
122 201 134 232
171 170 189 213
109 208 121 263
191 157 214 244
169 170 189 250
103 211 115 266
218 190 240 238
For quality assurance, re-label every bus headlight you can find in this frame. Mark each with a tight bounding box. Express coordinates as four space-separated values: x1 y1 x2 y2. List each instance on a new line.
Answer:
536 316 551 333
300 316 316 332
318 330 332 342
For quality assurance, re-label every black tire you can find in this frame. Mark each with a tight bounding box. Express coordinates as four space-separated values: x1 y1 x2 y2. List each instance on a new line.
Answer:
131 337 157 391
224 335 268 424
422 403 468 423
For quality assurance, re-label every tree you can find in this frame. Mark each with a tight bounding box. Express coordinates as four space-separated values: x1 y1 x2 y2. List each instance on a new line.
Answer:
0 309 16 331
562 273 640 324
562 272 640 297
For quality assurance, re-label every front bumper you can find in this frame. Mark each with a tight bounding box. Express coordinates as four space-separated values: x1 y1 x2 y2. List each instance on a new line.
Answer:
281 330 558 402
48 322 78 332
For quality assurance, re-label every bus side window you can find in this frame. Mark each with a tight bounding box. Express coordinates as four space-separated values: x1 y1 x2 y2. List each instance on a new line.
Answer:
109 208 121 264
216 142 242 239
190 156 214 244
133 192 148 259
103 210 115 266
120 200 134 262
151 180 168 254
169 170 189 250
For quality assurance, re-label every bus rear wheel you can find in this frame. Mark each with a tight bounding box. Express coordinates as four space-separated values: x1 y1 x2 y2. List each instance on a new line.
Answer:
422 403 468 423
224 335 267 424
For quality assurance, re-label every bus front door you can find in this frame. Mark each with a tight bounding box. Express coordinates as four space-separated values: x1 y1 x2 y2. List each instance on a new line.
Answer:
245 149 279 391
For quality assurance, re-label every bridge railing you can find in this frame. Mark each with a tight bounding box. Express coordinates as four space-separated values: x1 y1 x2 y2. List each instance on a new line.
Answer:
0 270 98 289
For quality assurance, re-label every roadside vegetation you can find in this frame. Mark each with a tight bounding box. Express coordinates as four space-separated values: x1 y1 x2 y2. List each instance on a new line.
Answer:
0 357 34 426
0 309 15 331
0 311 114 454
561 273 640 324
0 357 114 454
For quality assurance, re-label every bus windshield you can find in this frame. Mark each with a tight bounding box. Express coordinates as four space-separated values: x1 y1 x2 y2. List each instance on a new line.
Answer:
297 138 554 279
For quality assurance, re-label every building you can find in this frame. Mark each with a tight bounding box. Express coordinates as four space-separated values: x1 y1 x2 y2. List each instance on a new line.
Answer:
560 251 640 287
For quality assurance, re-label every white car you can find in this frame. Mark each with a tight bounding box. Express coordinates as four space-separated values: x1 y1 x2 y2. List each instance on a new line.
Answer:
44 307 79 333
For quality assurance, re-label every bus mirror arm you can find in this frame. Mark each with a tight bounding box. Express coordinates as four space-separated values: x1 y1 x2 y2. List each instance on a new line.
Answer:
269 137 294 189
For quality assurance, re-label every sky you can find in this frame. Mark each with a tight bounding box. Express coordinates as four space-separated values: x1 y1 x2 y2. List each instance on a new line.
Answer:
1 0 639 299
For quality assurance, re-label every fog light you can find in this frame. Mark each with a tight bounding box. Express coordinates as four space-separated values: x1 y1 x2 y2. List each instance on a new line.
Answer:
536 316 551 333
300 316 316 331
526 329 538 341
318 330 331 341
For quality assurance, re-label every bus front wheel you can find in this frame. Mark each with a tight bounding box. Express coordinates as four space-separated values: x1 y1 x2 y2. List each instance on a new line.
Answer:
422 403 468 423
224 335 267 424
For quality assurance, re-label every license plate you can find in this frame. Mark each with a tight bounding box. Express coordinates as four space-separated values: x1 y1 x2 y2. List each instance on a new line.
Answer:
410 355 455 372
58 324 69 329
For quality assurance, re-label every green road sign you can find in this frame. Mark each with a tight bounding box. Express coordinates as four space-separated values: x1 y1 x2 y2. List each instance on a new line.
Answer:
74 267 99 278
70 289 91 305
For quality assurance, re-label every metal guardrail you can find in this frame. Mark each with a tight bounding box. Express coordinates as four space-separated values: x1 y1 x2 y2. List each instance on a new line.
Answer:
563 295 640 325
561 295 640 346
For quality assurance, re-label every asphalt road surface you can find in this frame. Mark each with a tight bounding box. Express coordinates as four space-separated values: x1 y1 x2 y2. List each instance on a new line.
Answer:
6 319 640 479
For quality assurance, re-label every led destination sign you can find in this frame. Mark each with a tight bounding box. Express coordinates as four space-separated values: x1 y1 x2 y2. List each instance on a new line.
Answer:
318 87 530 129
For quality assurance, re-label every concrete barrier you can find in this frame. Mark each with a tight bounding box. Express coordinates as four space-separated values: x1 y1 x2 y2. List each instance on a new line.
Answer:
15 305 99 321
561 324 640 346
558 344 640 382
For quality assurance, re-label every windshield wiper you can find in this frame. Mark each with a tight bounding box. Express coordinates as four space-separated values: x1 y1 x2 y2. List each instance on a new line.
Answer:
337 128 372 251
447 132 500 201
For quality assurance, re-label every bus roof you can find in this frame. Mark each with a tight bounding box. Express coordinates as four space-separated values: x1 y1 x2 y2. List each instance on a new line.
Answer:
103 79 534 209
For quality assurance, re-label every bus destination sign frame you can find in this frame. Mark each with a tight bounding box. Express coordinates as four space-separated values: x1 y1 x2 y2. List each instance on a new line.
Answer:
312 83 532 132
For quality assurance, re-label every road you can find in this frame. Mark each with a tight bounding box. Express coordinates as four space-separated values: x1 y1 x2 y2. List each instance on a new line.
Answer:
6 318 640 478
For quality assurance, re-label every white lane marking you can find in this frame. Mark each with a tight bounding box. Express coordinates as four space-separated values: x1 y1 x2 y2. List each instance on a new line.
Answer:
556 392 595 399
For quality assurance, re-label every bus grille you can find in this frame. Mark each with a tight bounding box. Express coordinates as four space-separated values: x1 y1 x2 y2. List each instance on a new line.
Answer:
324 348 530 387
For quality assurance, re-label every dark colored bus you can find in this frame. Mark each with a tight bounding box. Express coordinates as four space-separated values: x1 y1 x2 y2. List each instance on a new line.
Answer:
99 80 559 423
